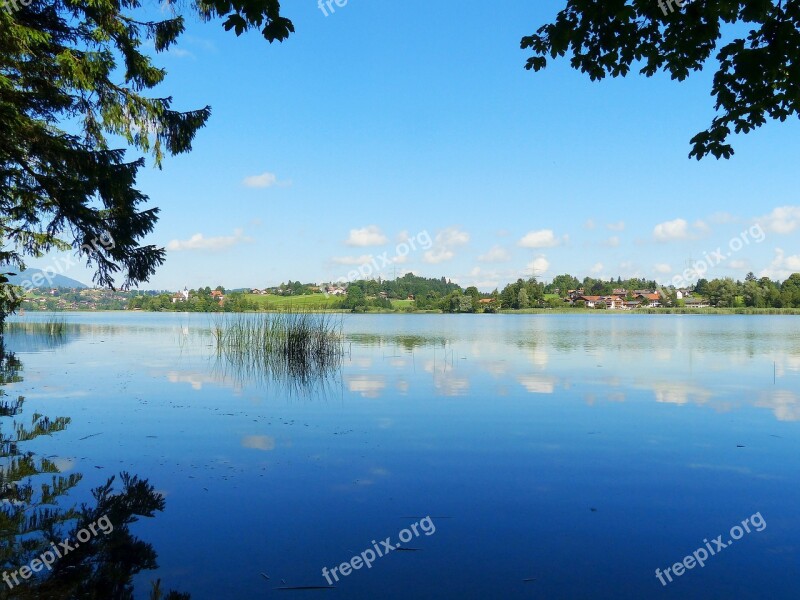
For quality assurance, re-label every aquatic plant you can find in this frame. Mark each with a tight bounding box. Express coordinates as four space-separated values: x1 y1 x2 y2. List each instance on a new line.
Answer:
211 312 344 384
4 316 68 337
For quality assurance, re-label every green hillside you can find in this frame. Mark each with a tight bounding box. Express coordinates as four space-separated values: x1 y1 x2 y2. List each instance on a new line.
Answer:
243 293 342 310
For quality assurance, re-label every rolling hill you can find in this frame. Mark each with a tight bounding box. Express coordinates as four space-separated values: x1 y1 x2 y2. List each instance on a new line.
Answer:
2 268 88 289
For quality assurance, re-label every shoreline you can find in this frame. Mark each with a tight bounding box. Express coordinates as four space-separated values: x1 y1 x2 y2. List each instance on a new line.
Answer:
12 307 800 316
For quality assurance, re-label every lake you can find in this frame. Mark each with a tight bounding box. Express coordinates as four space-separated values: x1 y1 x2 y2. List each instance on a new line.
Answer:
2 312 799 599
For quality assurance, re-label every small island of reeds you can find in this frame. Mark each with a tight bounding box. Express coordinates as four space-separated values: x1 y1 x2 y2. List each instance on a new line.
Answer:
211 312 344 386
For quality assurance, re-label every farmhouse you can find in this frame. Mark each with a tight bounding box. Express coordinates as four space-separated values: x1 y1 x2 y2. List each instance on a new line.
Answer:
171 287 190 303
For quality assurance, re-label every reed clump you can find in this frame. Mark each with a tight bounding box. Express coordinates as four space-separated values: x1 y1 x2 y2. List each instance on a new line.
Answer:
4 317 68 337
212 312 344 376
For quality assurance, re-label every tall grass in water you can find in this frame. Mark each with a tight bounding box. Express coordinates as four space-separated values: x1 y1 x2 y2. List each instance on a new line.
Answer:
2 317 69 351
212 312 344 386
4 316 67 337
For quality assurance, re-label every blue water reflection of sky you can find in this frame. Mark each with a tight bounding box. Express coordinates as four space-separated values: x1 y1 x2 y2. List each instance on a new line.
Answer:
4 313 800 599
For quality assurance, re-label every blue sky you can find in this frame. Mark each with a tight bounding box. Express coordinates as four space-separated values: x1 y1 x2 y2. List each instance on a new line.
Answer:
35 0 800 291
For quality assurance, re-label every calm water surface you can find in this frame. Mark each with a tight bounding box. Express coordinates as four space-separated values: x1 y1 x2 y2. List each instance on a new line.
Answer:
3 313 799 599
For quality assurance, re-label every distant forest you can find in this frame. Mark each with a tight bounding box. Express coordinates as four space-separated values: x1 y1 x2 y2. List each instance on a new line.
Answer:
118 272 800 313
16 271 800 313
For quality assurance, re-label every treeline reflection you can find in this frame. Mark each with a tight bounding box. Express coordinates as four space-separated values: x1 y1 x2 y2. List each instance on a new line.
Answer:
0 339 190 600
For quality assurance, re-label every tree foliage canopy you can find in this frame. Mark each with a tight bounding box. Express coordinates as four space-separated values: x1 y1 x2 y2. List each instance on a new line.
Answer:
522 0 800 159
0 0 292 293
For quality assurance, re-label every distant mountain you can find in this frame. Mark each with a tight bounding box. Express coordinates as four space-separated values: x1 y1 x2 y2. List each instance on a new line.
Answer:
2 268 88 289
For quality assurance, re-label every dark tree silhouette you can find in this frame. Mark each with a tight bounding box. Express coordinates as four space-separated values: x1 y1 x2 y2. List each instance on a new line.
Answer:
522 0 800 159
0 1 293 318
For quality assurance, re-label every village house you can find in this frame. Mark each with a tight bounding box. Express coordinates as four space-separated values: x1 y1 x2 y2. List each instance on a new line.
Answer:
684 297 710 308
635 293 661 307
576 294 626 309
171 287 190 303
607 295 625 310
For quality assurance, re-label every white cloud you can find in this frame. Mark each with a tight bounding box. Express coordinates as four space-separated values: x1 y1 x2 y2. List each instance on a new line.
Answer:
518 229 561 248
728 259 748 270
653 218 689 242
435 227 470 247
345 225 388 247
461 266 506 290
242 171 286 188
518 375 556 394
693 219 711 236
760 248 800 280
433 372 470 396
650 382 712 406
50 457 76 473
654 263 672 274
757 390 800 422
589 262 604 275
346 375 386 398
169 47 194 59
527 255 550 275
331 254 374 265
145 38 197 59
606 221 625 232
756 205 800 235
603 236 620 248
166 229 251 252
474 279 501 289
423 227 470 264
423 247 455 264
710 211 737 225
477 245 511 263
584 219 596 230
